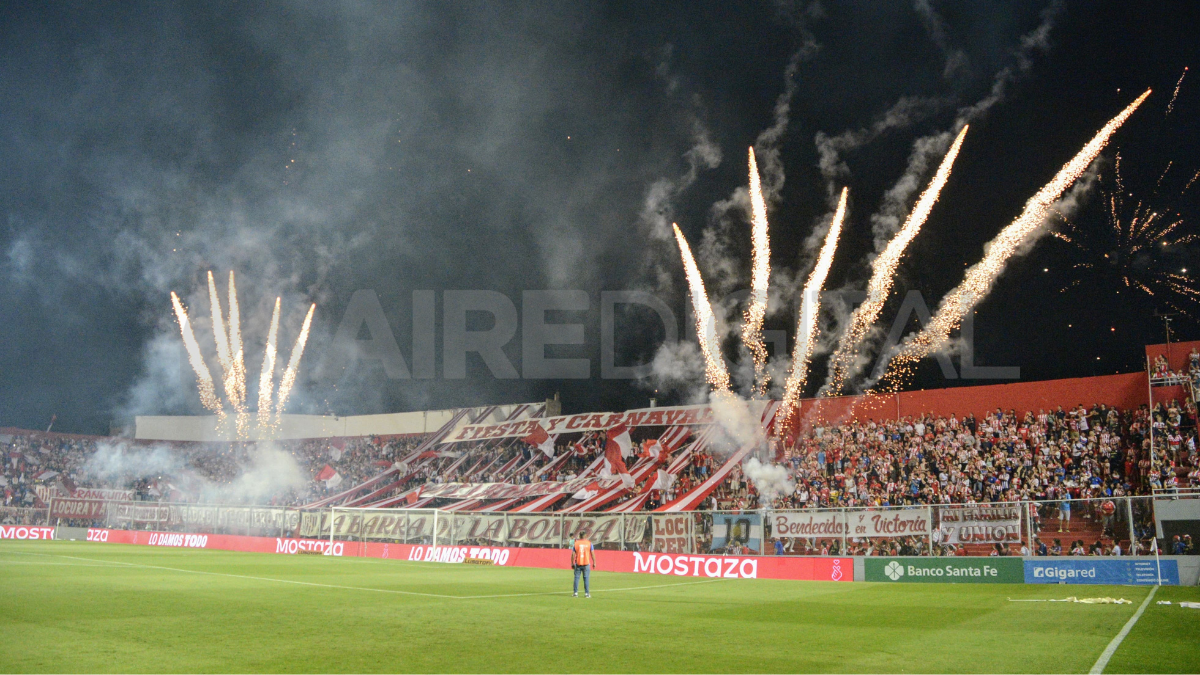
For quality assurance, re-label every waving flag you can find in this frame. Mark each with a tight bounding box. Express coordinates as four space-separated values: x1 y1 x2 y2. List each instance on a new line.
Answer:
606 423 633 458
572 481 602 500
639 439 668 462
602 441 633 489
650 469 676 491
405 486 423 505
315 464 343 488
522 424 558 458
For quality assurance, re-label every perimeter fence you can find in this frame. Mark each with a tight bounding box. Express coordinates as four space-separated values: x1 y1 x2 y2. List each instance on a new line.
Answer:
35 493 1199 558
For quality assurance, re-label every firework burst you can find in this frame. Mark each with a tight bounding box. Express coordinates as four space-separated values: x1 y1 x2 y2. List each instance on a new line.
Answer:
1052 156 1199 317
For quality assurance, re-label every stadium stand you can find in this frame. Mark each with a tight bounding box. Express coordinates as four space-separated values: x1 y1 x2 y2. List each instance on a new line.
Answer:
6 346 1200 558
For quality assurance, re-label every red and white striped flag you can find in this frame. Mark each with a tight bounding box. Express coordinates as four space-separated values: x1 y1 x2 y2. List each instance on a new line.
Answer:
602 441 633 489
522 424 557 458
572 481 602 500
650 469 675 491
606 423 633 458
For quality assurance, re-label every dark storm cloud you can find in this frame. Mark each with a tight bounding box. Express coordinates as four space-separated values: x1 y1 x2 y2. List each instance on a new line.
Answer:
1 1 1196 433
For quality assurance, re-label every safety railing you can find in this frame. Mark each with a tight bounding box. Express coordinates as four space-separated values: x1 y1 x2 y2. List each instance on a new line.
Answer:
32 495 1197 558
318 495 1192 558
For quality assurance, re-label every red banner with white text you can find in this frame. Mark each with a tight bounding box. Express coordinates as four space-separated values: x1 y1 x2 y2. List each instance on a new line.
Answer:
79 528 851 582
0 525 55 540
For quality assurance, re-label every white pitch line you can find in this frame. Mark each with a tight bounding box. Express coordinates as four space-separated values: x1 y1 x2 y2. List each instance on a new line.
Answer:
458 577 727 599
16 551 728 600
0 560 130 568
1089 585 1158 674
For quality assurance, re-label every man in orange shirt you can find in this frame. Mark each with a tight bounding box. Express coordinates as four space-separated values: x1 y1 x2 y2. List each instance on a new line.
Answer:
571 536 594 598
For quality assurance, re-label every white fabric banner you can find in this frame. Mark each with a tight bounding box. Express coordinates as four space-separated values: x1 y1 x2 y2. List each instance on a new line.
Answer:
303 511 646 546
846 507 931 538
935 505 1021 544
770 511 848 538
442 405 716 443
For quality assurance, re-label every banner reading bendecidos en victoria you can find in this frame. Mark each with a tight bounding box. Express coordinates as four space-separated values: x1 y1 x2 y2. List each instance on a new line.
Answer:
770 511 848 538
771 508 929 539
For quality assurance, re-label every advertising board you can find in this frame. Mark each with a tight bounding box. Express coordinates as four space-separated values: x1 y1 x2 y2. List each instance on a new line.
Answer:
1023 559 1179 586
81 528 850 582
865 557 1023 583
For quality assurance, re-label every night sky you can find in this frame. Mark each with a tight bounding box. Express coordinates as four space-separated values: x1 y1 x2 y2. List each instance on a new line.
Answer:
2 1 1198 434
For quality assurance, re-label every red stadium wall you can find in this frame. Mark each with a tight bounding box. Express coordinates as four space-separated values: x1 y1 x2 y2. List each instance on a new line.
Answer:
1145 340 1200 372
1144 340 1198 406
81 528 851 582
786 372 1149 432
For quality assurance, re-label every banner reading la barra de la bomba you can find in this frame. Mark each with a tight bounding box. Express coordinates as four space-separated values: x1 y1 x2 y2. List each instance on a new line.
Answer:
866 557 1024 583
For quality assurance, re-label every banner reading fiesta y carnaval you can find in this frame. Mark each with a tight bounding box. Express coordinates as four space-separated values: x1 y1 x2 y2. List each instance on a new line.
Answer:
415 477 623 501
442 404 716 443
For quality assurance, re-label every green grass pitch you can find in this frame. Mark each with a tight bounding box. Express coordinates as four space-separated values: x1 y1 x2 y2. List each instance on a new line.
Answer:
1 541 1197 673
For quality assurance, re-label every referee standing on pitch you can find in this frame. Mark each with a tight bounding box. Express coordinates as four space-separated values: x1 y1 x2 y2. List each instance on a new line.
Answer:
570 536 593 598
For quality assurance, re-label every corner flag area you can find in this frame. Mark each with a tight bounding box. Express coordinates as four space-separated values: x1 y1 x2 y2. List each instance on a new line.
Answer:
2 541 1197 673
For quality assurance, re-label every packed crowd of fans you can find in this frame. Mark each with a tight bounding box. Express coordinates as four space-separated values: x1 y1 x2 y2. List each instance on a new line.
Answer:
1 429 429 508
5 396 1199 524
695 403 1198 514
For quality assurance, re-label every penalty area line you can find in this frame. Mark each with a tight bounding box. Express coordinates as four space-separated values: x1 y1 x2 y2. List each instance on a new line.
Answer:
16 551 728 600
1089 585 1158 674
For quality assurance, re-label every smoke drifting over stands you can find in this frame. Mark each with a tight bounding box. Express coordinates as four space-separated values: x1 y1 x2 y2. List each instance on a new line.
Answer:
0 3 1198 434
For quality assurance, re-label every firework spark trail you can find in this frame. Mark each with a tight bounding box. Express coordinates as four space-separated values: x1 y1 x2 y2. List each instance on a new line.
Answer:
276 304 316 415
257 297 281 431
206 271 239 412
672 224 731 393
825 125 969 395
227 271 247 404
170 292 223 421
1167 66 1187 116
878 89 1151 389
742 147 772 396
225 272 251 438
1184 170 1200 195
778 187 848 427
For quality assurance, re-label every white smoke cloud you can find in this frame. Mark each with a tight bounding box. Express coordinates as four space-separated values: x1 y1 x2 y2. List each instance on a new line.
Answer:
912 0 971 82
648 340 709 403
814 95 948 200
707 391 794 501
742 457 795 502
82 439 308 504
